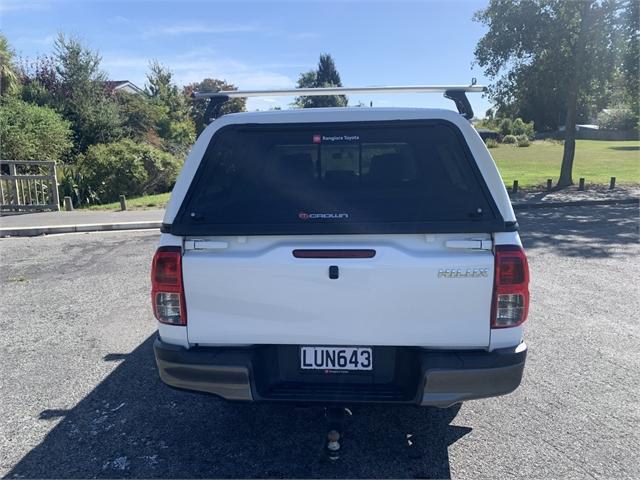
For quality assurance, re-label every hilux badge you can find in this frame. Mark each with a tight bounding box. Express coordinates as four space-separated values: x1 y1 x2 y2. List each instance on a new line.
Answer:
438 268 489 278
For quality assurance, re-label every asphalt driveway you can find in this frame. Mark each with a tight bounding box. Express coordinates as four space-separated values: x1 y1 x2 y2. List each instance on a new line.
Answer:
0 204 638 478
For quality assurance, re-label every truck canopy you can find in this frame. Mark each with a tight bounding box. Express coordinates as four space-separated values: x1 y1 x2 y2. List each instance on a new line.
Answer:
170 119 505 236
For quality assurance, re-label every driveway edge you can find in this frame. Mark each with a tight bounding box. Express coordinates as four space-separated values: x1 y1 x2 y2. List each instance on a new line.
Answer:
0 221 161 238
512 197 638 210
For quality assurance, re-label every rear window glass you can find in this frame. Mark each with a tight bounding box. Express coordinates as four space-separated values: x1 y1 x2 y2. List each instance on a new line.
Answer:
173 121 502 235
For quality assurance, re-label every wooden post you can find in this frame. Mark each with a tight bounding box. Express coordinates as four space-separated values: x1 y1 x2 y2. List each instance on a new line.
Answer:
63 196 73 211
512 180 519 194
50 161 60 211
27 179 33 204
9 163 19 205
119 195 127 211
578 178 585 191
547 179 553 191
609 177 616 190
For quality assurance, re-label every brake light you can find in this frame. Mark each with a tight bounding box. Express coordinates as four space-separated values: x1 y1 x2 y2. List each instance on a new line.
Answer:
151 246 186 325
491 245 529 328
292 249 376 258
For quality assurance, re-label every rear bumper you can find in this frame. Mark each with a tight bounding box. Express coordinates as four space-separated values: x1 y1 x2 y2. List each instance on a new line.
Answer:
154 338 526 407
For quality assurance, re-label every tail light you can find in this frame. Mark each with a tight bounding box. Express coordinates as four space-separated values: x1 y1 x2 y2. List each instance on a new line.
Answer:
151 246 186 325
491 245 529 328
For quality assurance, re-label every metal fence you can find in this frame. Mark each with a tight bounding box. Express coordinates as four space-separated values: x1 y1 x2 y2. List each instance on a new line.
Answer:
0 160 60 212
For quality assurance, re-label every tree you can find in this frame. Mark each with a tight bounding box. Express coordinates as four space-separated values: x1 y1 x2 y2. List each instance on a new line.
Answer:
52 34 122 153
294 54 348 108
146 61 195 155
621 1 639 126
183 78 246 134
18 55 60 106
114 90 162 141
474 1 625 187
0 34 20 96
0 97 72 162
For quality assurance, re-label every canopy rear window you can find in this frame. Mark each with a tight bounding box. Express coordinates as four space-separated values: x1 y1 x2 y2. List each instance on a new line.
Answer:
172 120 503 235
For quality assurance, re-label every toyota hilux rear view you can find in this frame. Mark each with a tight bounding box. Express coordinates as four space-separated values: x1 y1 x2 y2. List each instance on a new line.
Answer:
151 88 529 408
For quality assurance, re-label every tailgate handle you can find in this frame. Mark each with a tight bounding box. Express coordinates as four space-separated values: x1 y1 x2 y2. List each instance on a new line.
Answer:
445 240 493 250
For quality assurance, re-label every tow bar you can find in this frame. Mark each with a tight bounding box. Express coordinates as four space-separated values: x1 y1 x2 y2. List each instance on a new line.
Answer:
324 407 352 460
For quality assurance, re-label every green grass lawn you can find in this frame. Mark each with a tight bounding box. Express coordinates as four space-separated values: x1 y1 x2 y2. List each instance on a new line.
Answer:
85 139 639 211
491 139 640 188
86 192 171 211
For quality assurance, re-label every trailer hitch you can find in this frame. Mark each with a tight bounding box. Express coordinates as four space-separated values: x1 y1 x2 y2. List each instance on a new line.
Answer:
324 407 352 460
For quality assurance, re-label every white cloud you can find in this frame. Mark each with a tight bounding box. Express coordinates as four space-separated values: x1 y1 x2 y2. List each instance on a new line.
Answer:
0 1 48 13
142 23 258 37
101 53 296 100
286 32 321 40
138 22 319 43
108 15 131 25
12 33 56 48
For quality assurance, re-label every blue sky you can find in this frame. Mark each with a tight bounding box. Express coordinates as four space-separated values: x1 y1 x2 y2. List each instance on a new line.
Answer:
1 0 493 115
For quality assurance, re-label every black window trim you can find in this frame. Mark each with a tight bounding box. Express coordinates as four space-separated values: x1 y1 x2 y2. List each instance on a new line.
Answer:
168 119 511 236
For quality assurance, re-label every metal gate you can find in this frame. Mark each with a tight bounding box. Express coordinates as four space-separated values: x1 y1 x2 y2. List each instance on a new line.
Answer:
0 160 60 213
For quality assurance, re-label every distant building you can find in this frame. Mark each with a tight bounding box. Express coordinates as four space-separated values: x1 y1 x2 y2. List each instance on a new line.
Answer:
103 80 144 95
558 124 599 132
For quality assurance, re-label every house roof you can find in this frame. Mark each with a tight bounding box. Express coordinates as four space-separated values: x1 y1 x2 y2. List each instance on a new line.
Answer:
103 80 144 95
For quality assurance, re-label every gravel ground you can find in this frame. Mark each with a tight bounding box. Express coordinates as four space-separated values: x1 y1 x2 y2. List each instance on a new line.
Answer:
0 204 638 479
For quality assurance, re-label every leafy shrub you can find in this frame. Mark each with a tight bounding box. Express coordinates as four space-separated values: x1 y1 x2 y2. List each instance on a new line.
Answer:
516 134 530 147
511 118 535 139
485 138 499 148
58 165 101 206
499 118 513 137
502 134 517 144
523 120 535 140
511 118 526 136
596 107 637 131
79 139 181 203
0 97 72 162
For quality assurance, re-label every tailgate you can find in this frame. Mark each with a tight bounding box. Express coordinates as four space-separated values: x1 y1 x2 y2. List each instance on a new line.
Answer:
183 235 493 348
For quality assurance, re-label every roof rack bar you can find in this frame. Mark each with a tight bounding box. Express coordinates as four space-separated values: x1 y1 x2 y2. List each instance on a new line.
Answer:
194 84 487 122
192 84 486 100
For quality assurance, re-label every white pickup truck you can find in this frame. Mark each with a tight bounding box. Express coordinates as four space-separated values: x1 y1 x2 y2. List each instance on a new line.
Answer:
151 86 529 408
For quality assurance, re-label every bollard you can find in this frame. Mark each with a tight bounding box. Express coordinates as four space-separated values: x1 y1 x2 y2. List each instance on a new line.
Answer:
610 177 616 190
512 180 519 194
63 196 73 211
547 179 553 191
578 178 585 191
119 195 127 211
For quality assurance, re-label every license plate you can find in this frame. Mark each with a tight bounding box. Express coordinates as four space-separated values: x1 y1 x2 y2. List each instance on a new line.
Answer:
300 346 373 371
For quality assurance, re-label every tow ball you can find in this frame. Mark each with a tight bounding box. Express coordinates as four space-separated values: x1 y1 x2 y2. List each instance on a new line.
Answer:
324 407 352 460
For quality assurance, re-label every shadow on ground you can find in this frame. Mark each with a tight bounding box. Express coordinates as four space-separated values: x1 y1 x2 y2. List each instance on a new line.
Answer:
8 336 470 479
518 204 639 258
608 146 639 151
